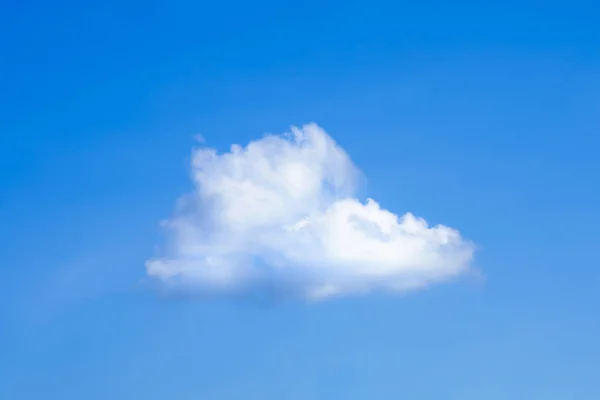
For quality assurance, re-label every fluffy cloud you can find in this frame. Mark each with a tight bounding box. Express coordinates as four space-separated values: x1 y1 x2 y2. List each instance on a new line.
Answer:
146 124 475 300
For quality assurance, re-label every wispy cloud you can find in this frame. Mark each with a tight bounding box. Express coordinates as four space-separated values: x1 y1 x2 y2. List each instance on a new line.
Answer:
146 124 475 300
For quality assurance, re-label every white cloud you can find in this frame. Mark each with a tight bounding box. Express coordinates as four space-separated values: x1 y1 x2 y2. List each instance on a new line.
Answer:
146 124 475 300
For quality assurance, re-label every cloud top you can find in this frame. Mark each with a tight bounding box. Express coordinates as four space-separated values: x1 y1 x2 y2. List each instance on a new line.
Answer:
146 124 475 300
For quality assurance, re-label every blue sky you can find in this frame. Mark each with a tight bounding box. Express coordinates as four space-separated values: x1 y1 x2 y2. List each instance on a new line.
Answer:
1 0 600 398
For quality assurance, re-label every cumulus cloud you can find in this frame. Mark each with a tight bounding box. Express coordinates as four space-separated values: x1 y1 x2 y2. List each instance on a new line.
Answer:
146 124 475 300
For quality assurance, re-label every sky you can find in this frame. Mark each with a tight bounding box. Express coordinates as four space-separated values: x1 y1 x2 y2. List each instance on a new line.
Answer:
1 0 600 398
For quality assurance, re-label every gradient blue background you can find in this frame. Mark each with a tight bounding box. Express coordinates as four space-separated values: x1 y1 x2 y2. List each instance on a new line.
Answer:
1 0 599 398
